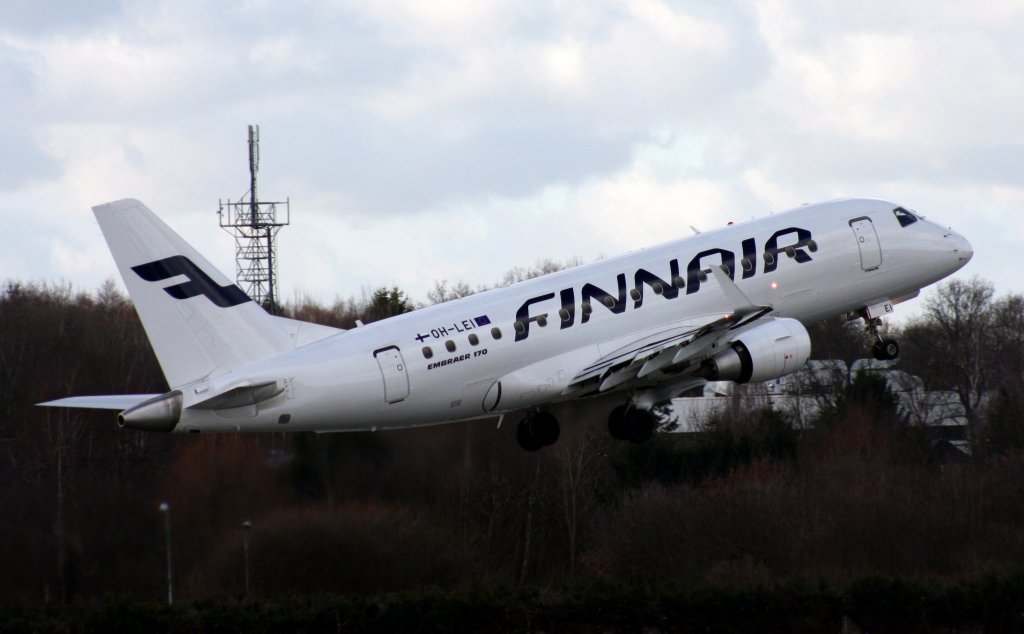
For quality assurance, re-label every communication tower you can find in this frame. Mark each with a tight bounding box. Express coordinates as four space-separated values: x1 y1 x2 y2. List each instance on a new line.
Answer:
218 125 290 312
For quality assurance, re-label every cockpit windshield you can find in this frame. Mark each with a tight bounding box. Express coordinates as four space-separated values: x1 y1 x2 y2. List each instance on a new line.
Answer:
893 207 918 228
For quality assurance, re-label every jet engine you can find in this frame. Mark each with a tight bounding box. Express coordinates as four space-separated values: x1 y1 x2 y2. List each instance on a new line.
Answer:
698 318 811 384
118 391 183 432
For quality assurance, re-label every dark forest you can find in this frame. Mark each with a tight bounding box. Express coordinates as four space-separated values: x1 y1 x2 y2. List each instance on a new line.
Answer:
2 274 1024 631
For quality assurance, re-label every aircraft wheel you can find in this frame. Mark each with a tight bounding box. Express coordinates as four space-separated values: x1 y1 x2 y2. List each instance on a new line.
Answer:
608 405 629 441
516 418 544 452
531 411 561 447
624 408 656 444
516 412 560 451
872 338 900 361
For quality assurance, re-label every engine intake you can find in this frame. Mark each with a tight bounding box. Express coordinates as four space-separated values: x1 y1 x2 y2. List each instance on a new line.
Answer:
698 318 811 384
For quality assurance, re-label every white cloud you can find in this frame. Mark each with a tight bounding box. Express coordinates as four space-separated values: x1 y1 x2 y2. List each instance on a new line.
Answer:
275 129 745 302
41 124 222 213
751 0 1024 164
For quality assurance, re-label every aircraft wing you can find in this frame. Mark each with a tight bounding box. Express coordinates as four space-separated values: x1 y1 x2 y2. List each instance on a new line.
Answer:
563 265 772 396
38 395 163 410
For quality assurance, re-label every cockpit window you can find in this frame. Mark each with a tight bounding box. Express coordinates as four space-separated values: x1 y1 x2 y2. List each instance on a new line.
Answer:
893 207 918 228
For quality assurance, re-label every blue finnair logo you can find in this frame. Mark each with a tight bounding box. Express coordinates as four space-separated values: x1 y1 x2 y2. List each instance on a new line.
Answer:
132 256 252 308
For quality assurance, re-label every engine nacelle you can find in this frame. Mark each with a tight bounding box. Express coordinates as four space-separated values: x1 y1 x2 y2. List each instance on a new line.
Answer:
118 391 183 432
698 318 811 384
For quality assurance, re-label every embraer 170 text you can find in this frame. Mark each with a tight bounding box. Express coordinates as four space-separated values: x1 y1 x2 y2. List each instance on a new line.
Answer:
41 199 972 451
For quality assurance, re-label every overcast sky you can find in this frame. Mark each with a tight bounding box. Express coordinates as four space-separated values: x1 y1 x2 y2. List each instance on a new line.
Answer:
1 1 1021 314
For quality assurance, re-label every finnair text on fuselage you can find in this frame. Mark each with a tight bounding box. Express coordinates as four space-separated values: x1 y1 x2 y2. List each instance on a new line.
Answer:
514 226 816 342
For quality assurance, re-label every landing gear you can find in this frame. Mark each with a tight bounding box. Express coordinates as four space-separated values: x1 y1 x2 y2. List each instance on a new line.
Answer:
873 338 900 362
607 405 656 444
608 405 628 441
516 410 560 452
861 313 900 361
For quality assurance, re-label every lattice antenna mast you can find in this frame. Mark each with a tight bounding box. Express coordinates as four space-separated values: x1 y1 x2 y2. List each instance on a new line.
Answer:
218 124 290 313
249 124 259 226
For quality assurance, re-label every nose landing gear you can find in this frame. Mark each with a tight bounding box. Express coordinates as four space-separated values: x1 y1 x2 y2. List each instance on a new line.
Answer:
872 337 900 361
862 313 900 361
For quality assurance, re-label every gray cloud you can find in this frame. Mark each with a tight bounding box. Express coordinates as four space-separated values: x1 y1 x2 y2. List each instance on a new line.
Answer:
0 1 1019 303
0 127 59 190
0 44 59 189
0 0 122 35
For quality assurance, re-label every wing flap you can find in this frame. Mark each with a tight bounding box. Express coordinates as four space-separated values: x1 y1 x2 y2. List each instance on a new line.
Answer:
563 266 774 396
567 323 704 387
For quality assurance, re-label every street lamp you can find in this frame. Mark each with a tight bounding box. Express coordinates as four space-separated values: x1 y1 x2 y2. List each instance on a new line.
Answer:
242 520 252 596
159 502 173 606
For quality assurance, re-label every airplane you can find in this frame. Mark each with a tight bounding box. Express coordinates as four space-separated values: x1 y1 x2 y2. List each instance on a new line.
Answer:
40 198 972 451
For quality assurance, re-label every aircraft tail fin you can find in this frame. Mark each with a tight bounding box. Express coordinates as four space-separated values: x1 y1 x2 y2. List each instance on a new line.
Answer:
93 199 292 388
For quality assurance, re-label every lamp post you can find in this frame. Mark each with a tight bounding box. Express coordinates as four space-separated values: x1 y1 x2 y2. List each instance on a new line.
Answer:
242 520 252 597
159 502 173 606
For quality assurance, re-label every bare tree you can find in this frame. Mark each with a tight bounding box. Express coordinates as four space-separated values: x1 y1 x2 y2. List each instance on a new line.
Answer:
551 430 604 578
901 277 997 438
426 280 475 305
990 293 1024 382
500 258 583 286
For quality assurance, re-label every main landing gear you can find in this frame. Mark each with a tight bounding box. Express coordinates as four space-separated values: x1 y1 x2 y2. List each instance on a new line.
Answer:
607 404 656 444
862 313 900 361
516 410 560 452
515 404 657 452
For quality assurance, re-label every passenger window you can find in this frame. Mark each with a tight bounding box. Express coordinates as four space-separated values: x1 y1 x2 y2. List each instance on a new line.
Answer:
491 326 502 340
422 346 433 359
893 207 918 228
468 333 479 346
445 340 456 352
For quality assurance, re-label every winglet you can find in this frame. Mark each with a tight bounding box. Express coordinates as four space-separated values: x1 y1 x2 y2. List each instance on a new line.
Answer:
709 265 758 312
707 265 774 330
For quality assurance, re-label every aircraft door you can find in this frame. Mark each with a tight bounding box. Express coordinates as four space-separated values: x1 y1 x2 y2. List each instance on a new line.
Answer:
849 217 882 271
373 346 410 404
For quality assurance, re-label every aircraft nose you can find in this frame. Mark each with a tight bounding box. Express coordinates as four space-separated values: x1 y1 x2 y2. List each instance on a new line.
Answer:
950 231 973 264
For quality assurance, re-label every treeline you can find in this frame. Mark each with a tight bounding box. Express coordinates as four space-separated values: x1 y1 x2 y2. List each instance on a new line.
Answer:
1 275 1023 613
5 576 1024 633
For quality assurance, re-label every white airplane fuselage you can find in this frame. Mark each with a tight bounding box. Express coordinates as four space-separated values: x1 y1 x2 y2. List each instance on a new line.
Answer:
169 198 971 434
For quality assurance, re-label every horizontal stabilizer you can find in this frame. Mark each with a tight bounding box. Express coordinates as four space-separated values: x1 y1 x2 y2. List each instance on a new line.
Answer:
38 395 162 410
